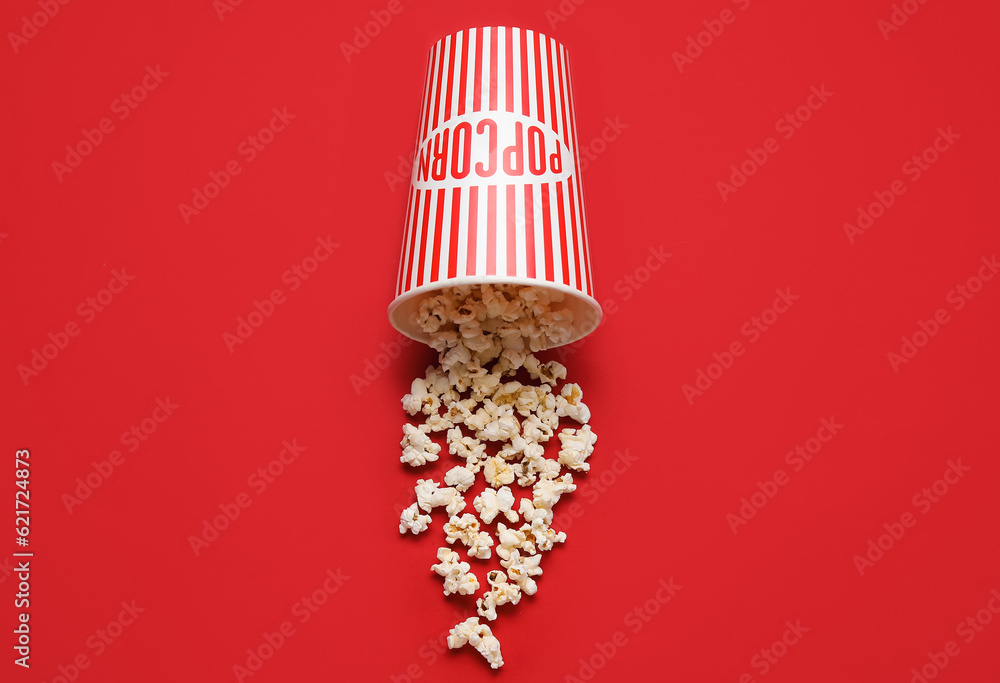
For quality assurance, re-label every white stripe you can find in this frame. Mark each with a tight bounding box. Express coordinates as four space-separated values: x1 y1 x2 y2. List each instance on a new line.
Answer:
448 32 461 121
464 28 477 114
549 37 565 149
495 186 507 276
475 188 488 276
479 28 491 112
511 28 521 115
525 30 538 122
561 180 577 289
438 36 452 129
571 178 585 293
513 184 526 277
550 184 563 285
455 187 469 276
537 34 550 132
416 190 430 291
495 27 506 113
439 187 453 280
423 190 439 286
532 184 546 279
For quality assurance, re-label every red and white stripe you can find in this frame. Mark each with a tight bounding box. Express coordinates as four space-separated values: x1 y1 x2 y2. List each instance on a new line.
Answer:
395 27 593 301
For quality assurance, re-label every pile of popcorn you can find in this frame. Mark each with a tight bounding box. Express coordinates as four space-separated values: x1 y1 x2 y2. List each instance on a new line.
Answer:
397 284 596 669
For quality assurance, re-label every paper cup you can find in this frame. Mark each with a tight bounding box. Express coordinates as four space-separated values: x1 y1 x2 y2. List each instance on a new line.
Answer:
387 26 601 347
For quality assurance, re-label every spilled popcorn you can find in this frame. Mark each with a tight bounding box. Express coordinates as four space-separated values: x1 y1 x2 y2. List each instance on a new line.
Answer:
396 284 596 668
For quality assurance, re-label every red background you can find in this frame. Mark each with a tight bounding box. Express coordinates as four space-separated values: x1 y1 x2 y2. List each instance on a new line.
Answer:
2 0 999 681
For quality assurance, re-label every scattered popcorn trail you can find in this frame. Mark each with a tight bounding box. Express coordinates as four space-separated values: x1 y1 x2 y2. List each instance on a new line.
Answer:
395 284 596 669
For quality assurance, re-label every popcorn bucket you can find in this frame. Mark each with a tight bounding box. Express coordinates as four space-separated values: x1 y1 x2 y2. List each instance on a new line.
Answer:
388 26 601 347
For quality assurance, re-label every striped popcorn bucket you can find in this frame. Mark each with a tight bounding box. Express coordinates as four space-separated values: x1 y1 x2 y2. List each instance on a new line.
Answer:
387 26 602 347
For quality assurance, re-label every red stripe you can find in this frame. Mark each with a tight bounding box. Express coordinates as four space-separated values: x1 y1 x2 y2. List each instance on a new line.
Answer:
520 29 530 116
458 29 469 115
524 184 536 278
405 190 421 291
397 184 415 295
466 186 479 276
448 188 461 279
421 44 436 140
556 181 569 285
473 28 483 112
505 184 517 276
443 35 457 122
533 31 545 124
486 185 497 275
416 190 432 287
546 38 558 136
505 27 514 113
557 46 570 153
432 41 446 131
541 184 554 281
489 27 498 111
431 189 445 282
567 176 582 289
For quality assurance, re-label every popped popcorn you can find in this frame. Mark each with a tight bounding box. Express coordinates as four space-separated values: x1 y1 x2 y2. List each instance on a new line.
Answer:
557 425 598 473
500 549 543 596
524 354 567 386
447 617 504 669
518 498 553 526
431 547 481 596
555 383 591 424
521 413 554 443
464 528 494 560
443 465 475 492
400 424 441 467
535 458 563 481
444 397 477 425
527 516 567 552
470 371 502 402
478 406 520 442
413 284 577 365
512 462 537 487
483 455 515 488
498 434 542 461
414 479 465 515
473 486 518 524
443 514 494 560
401 377 440 416
446 428 486 472
399 503 432 535
476 570 522 621
532 473 577 511
443 513 480 546
424 412 454 433
495 522 536 561
443 491 467 517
